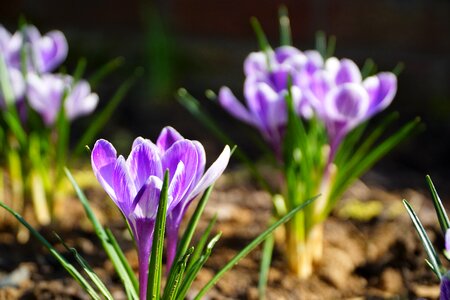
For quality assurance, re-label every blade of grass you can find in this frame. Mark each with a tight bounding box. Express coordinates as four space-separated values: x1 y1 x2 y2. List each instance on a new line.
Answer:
186 214 217 273
55 233 114 300
65 168 138 299
278 5 292 46
0 201 101 300
403 199 443 279
250 17 271 52
258 233 274 300
194 196 318 299
147 170 170 300
426 175 450 234
176 233 222 300
89 57 124 88
162 247 194 300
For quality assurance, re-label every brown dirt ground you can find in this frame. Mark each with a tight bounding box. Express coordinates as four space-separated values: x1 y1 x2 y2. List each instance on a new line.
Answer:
0 167 446 299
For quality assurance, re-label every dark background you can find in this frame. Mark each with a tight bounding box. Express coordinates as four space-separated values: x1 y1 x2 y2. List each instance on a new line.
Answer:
1 0 449 192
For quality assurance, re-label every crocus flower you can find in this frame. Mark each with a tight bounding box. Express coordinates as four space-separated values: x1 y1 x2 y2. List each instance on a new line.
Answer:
0 24 67 73
219 46 321 156
0 66 25 108
26 73 98 125
91 127 230 299
305 57 397 162
441 273 450 300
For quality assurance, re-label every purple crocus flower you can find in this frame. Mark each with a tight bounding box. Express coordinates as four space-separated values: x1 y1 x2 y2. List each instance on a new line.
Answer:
0 24 67 73
0 66 25 108
91 127 230 299
219 46 320 156
441 273 450 300
305 57 397 162
26 73 98 126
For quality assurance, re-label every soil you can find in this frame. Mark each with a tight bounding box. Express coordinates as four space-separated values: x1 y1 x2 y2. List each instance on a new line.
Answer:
0 167 446 299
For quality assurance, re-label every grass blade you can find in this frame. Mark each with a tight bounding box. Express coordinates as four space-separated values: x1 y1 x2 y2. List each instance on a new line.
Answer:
55 233 114 300
258 233 274 300
89 57 124 88
250 17 271 52
403 199 443 279
147 170 170 300
162 247 194 300
426 175 450 235
278 5 292 46
0 201 101 300
186 214 217 272
194 196 318 299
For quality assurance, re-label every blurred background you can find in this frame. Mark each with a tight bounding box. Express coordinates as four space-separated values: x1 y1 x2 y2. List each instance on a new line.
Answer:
1 0 449 192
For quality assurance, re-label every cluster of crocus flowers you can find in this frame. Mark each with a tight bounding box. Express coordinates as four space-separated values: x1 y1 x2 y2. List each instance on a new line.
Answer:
219 46 397 163
0 24 98 124
91 126 230 299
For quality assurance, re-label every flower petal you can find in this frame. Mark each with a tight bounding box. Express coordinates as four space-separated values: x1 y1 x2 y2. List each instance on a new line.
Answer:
34 30 68 73
188 145 231 200
65 80 98 120
363 72 397 116
127 140 163 192
112 156 136 217
131 175 163 220
91 139 118 203
324 83 369 122
156 126 184 152
326 57 362 84
219 86 255 125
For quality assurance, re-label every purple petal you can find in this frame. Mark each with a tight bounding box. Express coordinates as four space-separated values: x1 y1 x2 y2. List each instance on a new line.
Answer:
188 145 230 200
34 30 68 73
244 51 271 76
191 141 206 186
131 175 163 220
324 83 369 122
26 73 64 125
156 126 184 152
326 57 362 84
274 46 303 64
441 275 450 300
219 86 255 125
112 156 136 217
91 139 118 202
127 140 163 192
162 140 199 206
363 72 397 117
446 229 450 253
65 80 98 120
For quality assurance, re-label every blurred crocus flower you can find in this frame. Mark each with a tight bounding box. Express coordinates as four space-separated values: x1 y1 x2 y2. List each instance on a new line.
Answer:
0 24 67 73
219 46 321 156
441 274 450 300
27 73 98 125
91 127 230 299
0 66 25 108
305 57 397 161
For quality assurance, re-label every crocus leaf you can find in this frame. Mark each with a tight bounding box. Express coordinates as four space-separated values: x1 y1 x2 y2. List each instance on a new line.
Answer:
147 170 170 300
65 168 139 299
258 232 275 300
162 247 194 300
403 199 443 279
426 175 450 235
0 201 101 300
55 233 114 300
72 57 87 84
278 5 292 46
250 17 271 52
193 196 318 299
89 57 124 89
177 233 222 300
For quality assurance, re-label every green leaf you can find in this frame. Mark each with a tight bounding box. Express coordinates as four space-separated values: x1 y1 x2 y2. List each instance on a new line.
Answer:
250 17 271 52
193 196 318 299
258 233 274 300
74 68 143 155
72 57 87 83
403 199 443 279
177 233 222 300
186 214 217 273
278 6 292 46
147 170 170 300
55 233 114 300
0 201 101 300
89 57 124 88
426 175 450 235
65 168 138 299
162 247 194 300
